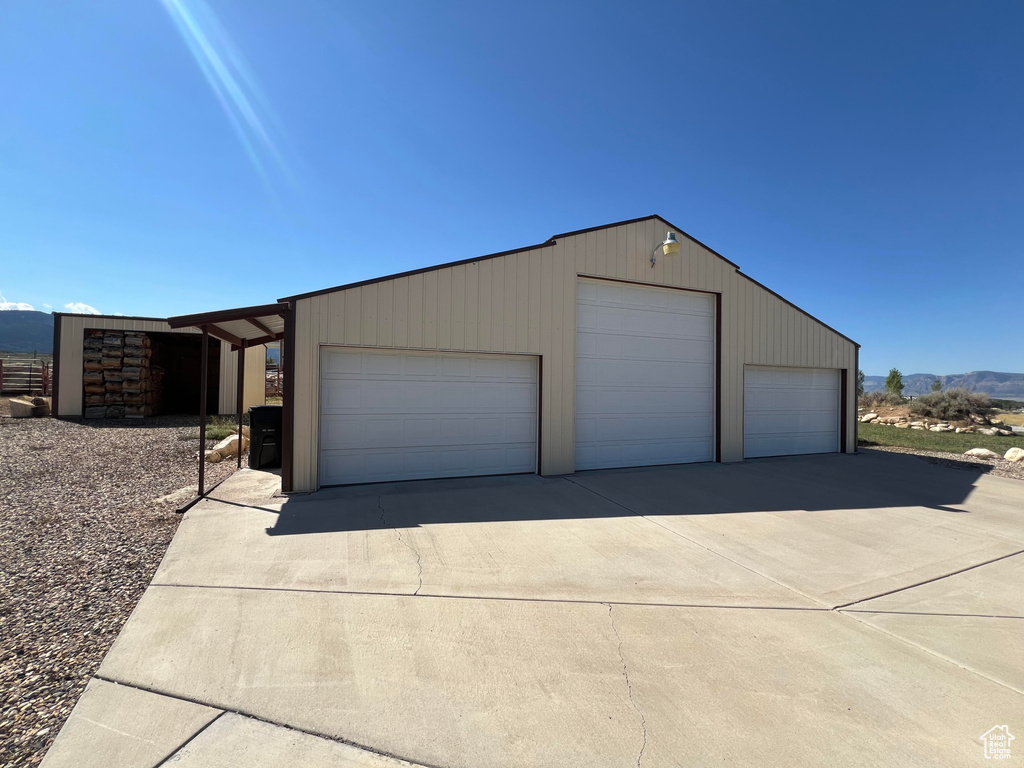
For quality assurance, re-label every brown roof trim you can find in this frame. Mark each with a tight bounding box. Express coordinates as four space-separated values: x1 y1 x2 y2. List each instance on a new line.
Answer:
167 303 288 329
549 214 661 240
52 311 173 323
277 213 857 347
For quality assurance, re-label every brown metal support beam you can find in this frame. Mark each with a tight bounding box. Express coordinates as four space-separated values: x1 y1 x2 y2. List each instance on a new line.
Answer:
237 339 246 469
230 333 280 350
281 304 295 492
198 326 209 498
245 317 276 337
204 325 245 348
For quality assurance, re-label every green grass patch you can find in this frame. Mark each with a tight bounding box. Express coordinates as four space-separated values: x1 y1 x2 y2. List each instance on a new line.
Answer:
180 416 243 442
859 422 1024 453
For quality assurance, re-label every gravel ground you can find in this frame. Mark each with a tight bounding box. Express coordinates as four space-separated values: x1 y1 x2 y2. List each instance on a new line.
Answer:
0 405 245 766
861 445 1024 481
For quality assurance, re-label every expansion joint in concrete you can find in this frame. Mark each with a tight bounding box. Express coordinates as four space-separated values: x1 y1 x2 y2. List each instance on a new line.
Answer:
606 604 647 768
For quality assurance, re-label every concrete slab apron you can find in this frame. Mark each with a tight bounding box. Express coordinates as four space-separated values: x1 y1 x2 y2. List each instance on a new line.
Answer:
97 587 1020 768
153 478 819 608
839 554 1024 694
572 461 1024 608
166 712 426 767
39 678 221 768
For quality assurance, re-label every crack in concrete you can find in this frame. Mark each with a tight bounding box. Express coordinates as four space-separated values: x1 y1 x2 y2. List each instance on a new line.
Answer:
378 495 423 596
606 604 647 768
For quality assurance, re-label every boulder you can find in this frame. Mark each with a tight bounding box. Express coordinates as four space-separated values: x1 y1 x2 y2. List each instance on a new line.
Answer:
977 428 997 436
894 422 910 428
955 427 974 434
859 413 879 423
208 433 250 459
964 448 1001 459
1004 447 1024 463
204 450 223 463
910 421 925 427
911 426 925 430
994 428 1014 437
929 425 954 433
989 418 1003 426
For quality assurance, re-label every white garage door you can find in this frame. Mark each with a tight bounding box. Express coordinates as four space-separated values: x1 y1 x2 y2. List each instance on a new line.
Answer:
319 348 538 485
575 279 716 470
744 366 840 458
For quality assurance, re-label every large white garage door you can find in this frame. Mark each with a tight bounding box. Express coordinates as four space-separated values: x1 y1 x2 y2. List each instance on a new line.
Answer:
319 348 538 485
744 366 839 458
575 279 716 470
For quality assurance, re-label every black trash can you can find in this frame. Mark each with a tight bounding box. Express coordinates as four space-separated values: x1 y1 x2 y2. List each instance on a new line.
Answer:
248 405 283 469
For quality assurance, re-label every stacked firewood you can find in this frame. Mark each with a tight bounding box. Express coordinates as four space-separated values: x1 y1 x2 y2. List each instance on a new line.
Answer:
82 331 163 418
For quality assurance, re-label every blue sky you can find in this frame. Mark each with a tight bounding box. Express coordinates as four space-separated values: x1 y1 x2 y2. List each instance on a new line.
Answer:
1 1 1020 376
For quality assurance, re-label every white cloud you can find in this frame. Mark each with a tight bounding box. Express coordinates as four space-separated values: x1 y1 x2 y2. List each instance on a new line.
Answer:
0 290 35 311
43 303 52 309
64 302 102 315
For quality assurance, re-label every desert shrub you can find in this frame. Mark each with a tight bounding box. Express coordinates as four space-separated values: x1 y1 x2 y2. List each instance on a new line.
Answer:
859 391 904 409
910 388 992 421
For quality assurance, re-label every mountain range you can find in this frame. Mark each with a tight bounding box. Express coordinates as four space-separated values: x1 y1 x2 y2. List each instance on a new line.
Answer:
864 371 1024 399
0 310 54 354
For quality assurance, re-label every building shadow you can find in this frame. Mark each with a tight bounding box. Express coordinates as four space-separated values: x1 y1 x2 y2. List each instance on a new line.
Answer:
264 450 995 537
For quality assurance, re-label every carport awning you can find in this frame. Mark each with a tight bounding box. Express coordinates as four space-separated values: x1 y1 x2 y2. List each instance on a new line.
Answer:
168 303 287 348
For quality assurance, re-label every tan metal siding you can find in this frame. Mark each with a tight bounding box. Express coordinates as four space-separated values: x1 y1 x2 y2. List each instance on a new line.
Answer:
289 217 858 491
219 343 267 414
55 315 261 417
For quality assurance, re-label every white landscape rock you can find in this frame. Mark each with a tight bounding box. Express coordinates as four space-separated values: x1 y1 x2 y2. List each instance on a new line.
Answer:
859 413 879 423
1004 447 1024 463
964 448 1002 459
929 425 954 433
204 433 250 463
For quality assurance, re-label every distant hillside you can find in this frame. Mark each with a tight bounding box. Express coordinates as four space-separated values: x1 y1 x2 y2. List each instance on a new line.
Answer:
864 371 1024 400
0 310 53 354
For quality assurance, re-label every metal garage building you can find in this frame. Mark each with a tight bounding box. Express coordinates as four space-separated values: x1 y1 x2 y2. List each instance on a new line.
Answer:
273 215 858 492
52 313 266 418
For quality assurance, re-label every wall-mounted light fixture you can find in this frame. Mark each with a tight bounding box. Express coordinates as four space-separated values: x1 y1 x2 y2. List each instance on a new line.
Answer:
650 231 680 268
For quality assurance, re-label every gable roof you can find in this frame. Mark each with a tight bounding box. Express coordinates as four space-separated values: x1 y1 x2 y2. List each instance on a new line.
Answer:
278 214 857 347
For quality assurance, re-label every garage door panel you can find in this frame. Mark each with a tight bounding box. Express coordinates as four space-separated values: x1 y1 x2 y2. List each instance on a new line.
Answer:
576 359 713 389
576 414 714 443
576 387 714 416
319 349 538 485
577 333 713 364
744 366 839 459
576 438 713 471
576 280 716 471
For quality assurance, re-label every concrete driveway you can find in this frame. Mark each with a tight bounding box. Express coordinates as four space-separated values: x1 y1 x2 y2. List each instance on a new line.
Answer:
43 451 1022 767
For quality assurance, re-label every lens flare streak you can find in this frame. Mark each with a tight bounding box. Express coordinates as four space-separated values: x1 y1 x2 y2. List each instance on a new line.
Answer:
160 0 289 185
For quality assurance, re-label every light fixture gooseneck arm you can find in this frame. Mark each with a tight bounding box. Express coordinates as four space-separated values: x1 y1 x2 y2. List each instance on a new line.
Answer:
650 232 680 268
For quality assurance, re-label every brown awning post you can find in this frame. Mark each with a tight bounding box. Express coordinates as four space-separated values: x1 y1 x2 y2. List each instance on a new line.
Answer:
198 325 209 497
236 339 246 469
166 302 288 509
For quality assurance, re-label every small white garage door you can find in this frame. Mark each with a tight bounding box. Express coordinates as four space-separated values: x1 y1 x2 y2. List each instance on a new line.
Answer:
575 279 716 470
319 348 538 485
744 366 840 458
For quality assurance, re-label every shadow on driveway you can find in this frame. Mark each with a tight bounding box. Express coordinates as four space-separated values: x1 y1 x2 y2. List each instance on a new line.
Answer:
265 450 988 537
